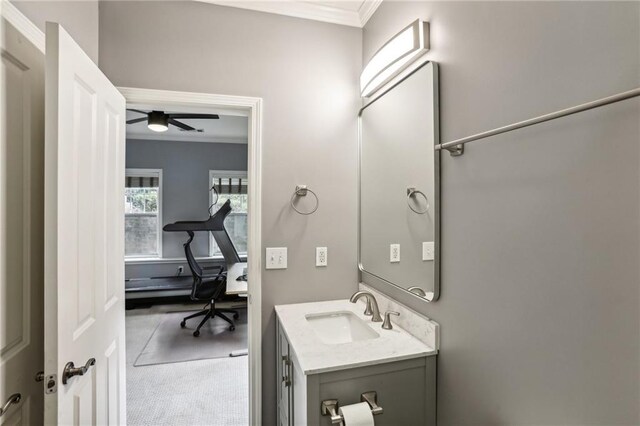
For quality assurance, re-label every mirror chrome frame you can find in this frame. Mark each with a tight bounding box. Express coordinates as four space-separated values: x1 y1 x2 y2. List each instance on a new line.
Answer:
357 60 441 302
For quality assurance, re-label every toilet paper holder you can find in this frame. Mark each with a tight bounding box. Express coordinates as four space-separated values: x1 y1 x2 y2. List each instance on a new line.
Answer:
321 391 383 424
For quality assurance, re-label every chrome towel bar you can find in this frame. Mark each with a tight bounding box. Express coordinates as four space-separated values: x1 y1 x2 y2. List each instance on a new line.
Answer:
436 87 640 156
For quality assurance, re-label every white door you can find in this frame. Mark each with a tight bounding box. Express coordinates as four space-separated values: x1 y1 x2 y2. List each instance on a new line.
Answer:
44 23 126 425
0 7 45 426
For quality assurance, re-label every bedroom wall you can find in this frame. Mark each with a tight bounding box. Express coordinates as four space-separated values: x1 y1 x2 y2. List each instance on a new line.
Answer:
125 139 247 279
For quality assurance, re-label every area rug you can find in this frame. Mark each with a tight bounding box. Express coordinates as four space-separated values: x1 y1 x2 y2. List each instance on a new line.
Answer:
134 308 247 366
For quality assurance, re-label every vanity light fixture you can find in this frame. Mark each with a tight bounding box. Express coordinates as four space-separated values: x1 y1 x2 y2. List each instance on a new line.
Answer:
147 111 169 132
360 19 430 98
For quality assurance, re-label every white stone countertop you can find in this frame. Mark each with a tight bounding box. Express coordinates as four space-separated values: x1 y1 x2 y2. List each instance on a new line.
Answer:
275 299 437 375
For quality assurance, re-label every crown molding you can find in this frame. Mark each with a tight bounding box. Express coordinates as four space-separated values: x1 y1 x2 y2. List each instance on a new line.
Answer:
1 0 45 52
358 0 382 26
195 0 382 28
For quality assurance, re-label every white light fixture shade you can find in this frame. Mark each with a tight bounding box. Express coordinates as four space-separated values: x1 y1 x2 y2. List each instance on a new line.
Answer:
148 123 168 132
360 20 430 98
148 111 169 132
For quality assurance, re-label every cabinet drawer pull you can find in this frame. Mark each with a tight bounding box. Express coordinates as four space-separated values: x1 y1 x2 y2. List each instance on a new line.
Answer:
281 355 292 387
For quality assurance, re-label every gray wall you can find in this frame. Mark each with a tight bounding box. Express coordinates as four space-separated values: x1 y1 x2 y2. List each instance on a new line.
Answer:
125 139 247 278
363 2 640 424
98 3 362 423
10 0 99 63
20 0 638 423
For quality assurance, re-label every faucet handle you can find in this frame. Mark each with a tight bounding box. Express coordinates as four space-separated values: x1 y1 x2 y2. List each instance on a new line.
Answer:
382 311 400 330
363 298 374 316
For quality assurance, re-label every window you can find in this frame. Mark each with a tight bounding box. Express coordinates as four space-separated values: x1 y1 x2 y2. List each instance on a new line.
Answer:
125 169 162 258
209 170 248 257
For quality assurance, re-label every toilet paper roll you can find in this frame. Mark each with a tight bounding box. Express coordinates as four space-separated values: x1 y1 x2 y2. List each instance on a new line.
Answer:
338 402 375 426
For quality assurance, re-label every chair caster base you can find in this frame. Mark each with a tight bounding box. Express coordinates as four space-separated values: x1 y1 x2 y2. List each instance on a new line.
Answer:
193 330 200 337
180 321 186 328
229 326 235 331
233 313 239 320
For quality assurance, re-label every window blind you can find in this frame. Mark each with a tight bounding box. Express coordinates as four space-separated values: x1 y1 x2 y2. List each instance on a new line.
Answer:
213 177 247 195
126 176 159 188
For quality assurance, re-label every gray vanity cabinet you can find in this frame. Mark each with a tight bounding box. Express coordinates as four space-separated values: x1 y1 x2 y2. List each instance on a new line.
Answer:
276 319 437 426
277 321 293 426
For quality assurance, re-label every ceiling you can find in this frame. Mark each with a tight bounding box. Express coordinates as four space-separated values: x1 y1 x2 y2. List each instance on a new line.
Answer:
126 110 248 144
196 0 383 27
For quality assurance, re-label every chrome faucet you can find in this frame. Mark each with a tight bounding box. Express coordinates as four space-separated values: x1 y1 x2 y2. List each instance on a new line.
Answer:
349 291 382 322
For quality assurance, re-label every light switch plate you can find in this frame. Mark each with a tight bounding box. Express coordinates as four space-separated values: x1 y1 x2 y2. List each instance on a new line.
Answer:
390 244 400 263
316 247 327 267
266 247 287 269
422 241 434 261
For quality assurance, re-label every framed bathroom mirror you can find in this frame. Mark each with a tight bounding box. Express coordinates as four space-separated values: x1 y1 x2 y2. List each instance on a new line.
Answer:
358 61 440 302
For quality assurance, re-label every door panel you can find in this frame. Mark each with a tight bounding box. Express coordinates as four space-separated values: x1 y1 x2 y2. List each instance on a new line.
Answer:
103 106 120 312
44 23 126 425
0 9 45 426
103 340 120 424
2 398 30 426
1 37 30 359
69 76 98 340
71 370 95 425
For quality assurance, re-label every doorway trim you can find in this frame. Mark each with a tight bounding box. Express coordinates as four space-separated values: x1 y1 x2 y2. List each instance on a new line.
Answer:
0 0 46 52
118 86 263 425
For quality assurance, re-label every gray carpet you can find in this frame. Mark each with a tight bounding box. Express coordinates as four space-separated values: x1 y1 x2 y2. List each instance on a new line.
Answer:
135 308 248 366
126 305 248 426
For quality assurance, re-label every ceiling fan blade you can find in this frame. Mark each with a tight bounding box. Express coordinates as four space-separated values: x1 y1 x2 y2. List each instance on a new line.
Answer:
126 117 148 124
127 109 148 115
168 118 196 131
167 113 220 120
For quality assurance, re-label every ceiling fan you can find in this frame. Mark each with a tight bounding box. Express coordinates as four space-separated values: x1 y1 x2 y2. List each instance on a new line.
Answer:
126 109 220 133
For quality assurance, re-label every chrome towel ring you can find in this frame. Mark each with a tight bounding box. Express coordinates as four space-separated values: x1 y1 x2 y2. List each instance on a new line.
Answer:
291 185 319 215
407 187 429 214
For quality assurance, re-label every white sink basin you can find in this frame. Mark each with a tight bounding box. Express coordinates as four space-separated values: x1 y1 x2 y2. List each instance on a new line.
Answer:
305 311 379 344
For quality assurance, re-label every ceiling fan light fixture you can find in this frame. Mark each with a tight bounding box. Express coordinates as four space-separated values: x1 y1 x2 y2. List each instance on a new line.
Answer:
148 111 169 132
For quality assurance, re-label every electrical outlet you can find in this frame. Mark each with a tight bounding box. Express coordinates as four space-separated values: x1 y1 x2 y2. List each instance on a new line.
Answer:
266 247 288 269
390 244 400 263
422 241 434 261
316 247 327 267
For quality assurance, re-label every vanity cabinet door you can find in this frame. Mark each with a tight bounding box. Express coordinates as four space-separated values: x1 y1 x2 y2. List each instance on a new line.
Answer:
277 321 293 426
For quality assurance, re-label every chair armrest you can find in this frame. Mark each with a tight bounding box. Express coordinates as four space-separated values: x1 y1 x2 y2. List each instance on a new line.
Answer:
202 271 227 279
202 265 227 281
202 265 225 277
202 265 223 271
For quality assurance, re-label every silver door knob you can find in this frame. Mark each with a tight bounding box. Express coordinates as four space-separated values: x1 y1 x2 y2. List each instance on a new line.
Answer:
62 358 96 385
0 393 21 417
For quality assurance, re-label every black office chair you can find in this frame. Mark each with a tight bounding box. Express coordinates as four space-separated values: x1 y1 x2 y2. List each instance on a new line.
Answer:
180 231 239 337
